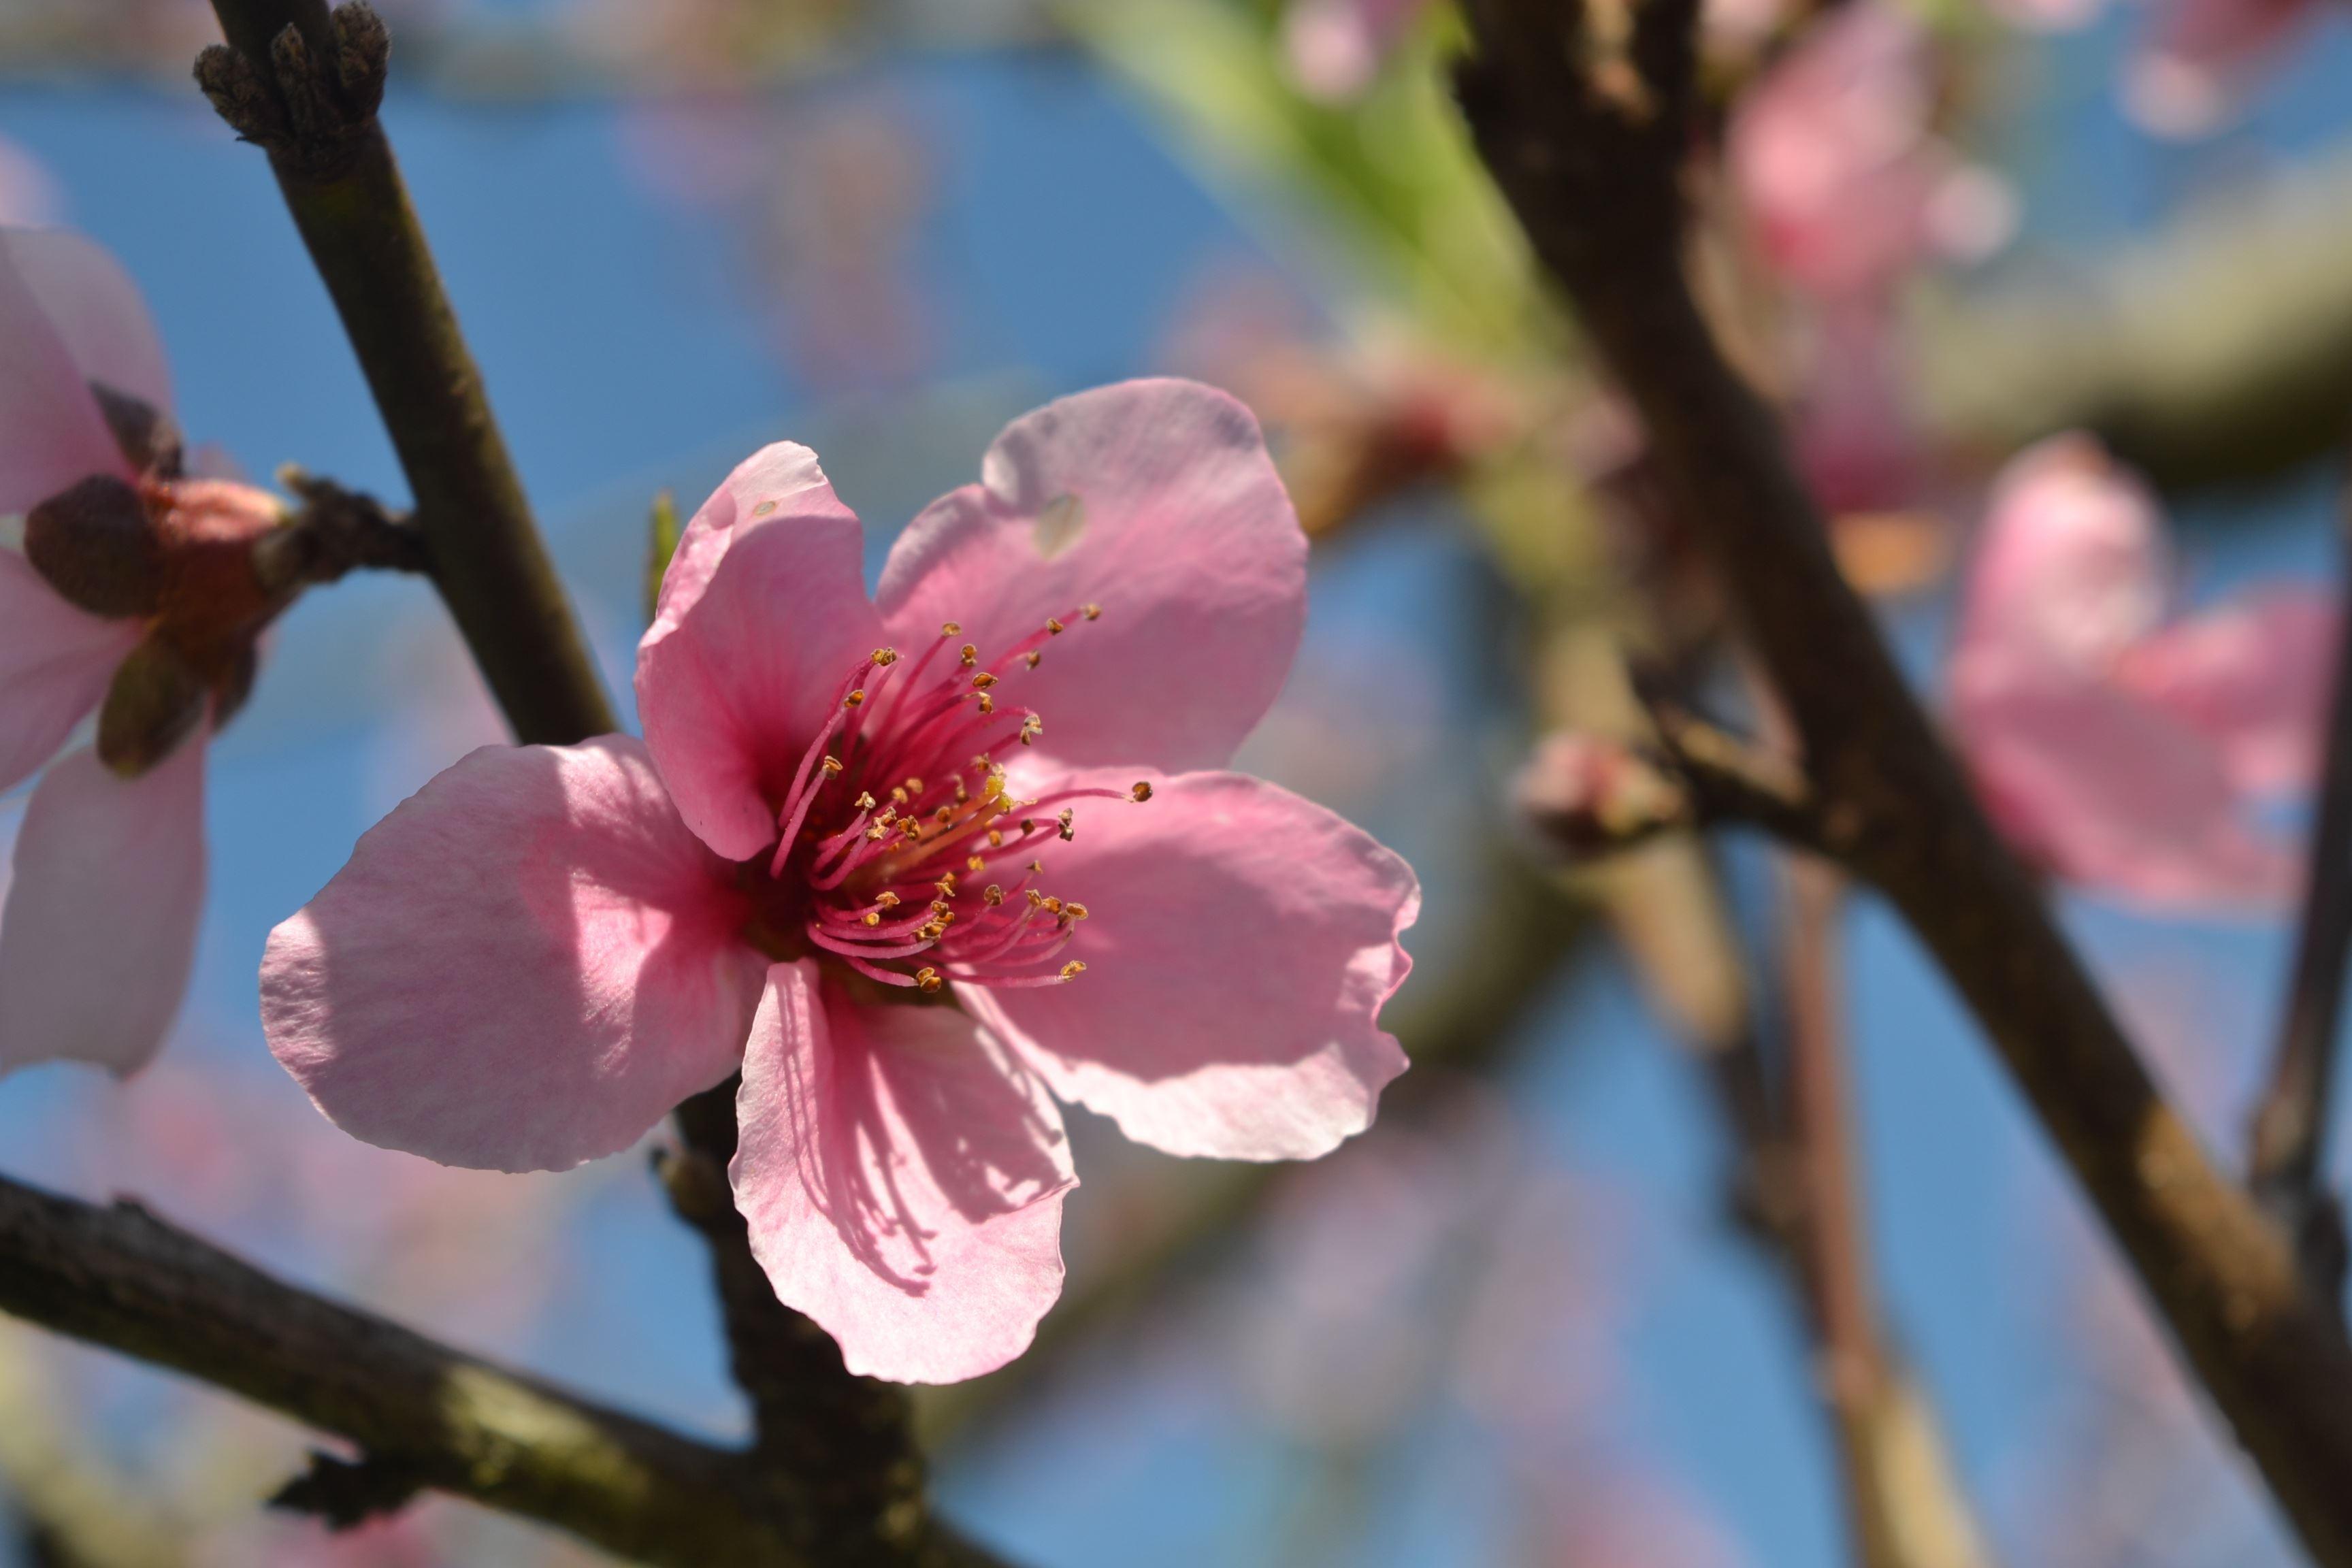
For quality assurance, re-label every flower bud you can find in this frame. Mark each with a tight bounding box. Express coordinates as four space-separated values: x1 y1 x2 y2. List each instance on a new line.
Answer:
1513 731 1690 859
24 473 165 617
97 636 208 777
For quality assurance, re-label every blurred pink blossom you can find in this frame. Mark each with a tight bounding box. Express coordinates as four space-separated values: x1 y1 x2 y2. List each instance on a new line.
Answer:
1728 1 2014 301
1950 434 2336 910
2124 0 2321 137
264 379 1418 1384
1280 0 1433 101
0 135 61 227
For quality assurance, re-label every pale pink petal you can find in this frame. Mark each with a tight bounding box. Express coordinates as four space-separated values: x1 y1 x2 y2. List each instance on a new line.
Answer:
876 380 1305 777
0 739 203 1077
964 769 1416 1160
0 229 172 416
1281 0 1432 100
2114 589 2337 794
263 736 767 1172
0 551 137 794
0 229 124 513
2125 0 2317 137
636 442 883 862
1957 434 2170 676
1954 666 2293 909
732 960 1074 1384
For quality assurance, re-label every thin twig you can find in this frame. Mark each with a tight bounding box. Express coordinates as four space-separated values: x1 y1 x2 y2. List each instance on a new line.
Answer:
2249 509 2352 1307
1454 3 2352 1562
0 1173 1011 1568
196 0 612 747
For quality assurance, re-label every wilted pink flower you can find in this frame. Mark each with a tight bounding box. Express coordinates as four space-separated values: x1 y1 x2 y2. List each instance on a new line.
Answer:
1281 0 1433 101
1728 1 2013 301
0 228 282 1078
2123 0 2319 137
1950 434 2336 909
263 379 1420 1383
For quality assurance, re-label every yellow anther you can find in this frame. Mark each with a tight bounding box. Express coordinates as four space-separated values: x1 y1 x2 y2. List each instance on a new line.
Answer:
977 693 996 715
866 823 890 842
960 643 979 667
1024 650 1043 669
845 689 866 708
1046 617 1066 635
876 805 897 825
953 781 969 804
983 884 1005 906
972 672 998 689
1028 860 1045 874
987 829 1004 848
900 818 924 840
889 786 909 806
1056 808 1075 842
941 621 962 637
935 873 958 894
905 778 924 795
930 898 951 915
1081 604 1101 621
876 892 901 908
1041 896 1064 915
1026 889 1045 907
862 911 881 927
1019 818 1035 834
919 921 945 941
1130 781 1153 802
967 855 985 872
854 791 877 811
915 967 943 993
870 647 899 666
1064 902 1090 920
934 806 956 825
821 756 843 776
1059 961 1086 982
972 753 993 770
1019 715 1043 747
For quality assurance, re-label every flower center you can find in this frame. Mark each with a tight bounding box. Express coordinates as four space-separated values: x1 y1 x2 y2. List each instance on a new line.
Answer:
739 607 1147 996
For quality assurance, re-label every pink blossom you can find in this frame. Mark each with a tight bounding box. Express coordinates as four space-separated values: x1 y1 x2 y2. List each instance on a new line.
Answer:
1949 434 2336 910
1280 0 1433 101
263 379 1420 1384
1728 1 2013 301
2124 0 2320 136
0 227 280 1078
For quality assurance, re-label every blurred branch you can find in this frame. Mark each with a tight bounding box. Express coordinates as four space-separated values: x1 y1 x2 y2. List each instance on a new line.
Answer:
195 0 612 747
0 1173 1011 1568
1778 861 1994 1568
1918 146 2352 491
2249 511 2352 1308
0 1327 184 1568
1455 5 2352 1565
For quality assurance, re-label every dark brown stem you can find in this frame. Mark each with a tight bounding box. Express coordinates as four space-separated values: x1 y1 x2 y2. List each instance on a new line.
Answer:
197 0 612 747
1455 3 2352 1561
0 1173 1009 1568
2250 515 2352 1306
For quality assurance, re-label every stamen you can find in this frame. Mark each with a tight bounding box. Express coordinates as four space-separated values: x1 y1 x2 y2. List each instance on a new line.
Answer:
1130 781 1152 802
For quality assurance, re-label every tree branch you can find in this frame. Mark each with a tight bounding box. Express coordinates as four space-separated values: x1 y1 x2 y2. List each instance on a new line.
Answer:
2249 510 2352 1305
1454 4 2352 1563
0 1173 1010 1567
195 0 612 746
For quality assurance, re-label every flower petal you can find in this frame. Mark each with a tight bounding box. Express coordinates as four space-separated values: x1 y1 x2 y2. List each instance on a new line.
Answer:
0 550 137 794
876 380 1305 776
0 739 203 1077
263 736 766 1172
0 228 125 513
1957 435 2170 677
732 960 1075 1384
2113 589 2337 796
965 770 1416 1160
637 442 882 862
0 229 173 417
1955 664 2293 909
